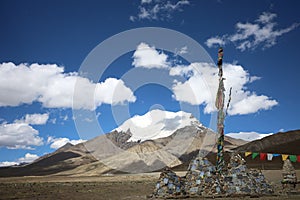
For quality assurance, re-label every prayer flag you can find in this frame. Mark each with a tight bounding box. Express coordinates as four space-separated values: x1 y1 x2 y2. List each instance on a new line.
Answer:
245 152 252 157
289 155 297 162
252 152 259 159
260 153 267 160
297 155 300 163
282 154 288 161
267 154 273 161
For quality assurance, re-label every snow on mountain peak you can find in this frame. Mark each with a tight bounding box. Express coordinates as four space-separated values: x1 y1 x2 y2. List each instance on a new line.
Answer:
115 109 201 142
226 131 273 141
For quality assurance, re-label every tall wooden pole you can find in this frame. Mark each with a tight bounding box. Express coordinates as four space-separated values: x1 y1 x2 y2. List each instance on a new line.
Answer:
216 47 225 173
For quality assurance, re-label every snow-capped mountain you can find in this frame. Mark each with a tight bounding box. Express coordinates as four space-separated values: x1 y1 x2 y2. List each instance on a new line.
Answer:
226 132 273 142
115 109 202 142
0 109 248 176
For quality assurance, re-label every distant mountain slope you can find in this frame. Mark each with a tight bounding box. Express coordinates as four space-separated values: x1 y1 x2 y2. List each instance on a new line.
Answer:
235 129 300 154
0 110 247 177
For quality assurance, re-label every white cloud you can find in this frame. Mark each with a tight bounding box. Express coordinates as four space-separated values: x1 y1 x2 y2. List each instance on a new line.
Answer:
129 15 136 22
141 0 152 4
130 42 278 115
18 153 39 163
170 63 216 111
130 0 190 21
0 62 136 110
132 42 169 69
205 36 226 48
278 128 284 132
0 161 18 167
63 115 68 121
15 113 49 125
256 12 277 24
249 76 261 83
0 153 39 167
229 94 278 115
0 122 43 149
94 78 136 105
175 46 188 55
0 113 50 149
226 131 273 141
206 12 299 51
170 62 278 115
47 136 86 149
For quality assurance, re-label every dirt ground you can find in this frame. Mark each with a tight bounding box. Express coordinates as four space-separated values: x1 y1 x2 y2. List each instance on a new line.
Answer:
0 171 299 200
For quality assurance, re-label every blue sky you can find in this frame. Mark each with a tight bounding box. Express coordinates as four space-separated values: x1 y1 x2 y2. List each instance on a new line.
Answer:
0 0 299 166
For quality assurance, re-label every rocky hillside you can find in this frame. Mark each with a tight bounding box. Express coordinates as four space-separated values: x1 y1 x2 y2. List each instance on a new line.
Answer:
235 129 300 154
0 110 247 177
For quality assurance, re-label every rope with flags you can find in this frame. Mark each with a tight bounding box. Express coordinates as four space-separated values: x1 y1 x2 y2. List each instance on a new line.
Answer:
244 152 300 162
216 47 226 173
225 87 232 116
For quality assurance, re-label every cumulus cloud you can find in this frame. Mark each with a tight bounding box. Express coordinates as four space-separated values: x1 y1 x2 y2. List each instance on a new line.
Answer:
0 62 136 110
130 0 190 21
0 161 18 167
226 131 273 141
0 153 39 167
15 113 49 125
130 42 278 115
132 42 169 69
205 36 226 48
170 62 278 115
206 12 299 51
18 153 39 163
175 46 188 56
0 113 49 149
229 94 278 115
0 122 43 149
47 136 86 149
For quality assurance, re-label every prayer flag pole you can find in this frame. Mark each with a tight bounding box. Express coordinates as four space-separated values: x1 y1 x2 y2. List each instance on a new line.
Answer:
216 47 225 173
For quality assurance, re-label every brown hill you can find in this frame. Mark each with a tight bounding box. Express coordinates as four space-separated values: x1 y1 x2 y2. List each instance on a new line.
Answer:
235 129 300 154
0 142 97 177
233 129 300 170
0 124 246 177
6 125 298 176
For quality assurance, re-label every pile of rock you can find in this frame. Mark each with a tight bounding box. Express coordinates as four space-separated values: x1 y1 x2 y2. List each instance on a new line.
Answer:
250 169 274 194
152 167 185 198
184 156 224 197
282 159 297 188
224 153 273 195
151 152 274 198
224 153 254 195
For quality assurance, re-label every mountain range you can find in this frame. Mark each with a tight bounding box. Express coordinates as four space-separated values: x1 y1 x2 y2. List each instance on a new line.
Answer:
0 110 299 177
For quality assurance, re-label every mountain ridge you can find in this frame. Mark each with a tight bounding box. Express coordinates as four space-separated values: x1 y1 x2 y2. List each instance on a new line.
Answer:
2 110 298 176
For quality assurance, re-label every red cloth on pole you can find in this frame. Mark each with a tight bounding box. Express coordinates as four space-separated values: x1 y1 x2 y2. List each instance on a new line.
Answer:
260 153 267 160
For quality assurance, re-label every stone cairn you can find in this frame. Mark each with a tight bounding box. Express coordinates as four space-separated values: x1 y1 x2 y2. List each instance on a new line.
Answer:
152 167 186 198
151 152 274 198
184 156 224 197
282 159 297 189
224 152 273 195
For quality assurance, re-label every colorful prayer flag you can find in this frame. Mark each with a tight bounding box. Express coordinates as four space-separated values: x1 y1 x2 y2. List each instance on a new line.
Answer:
260 153 267 160
245 152 252 157
289 155 297 162
282 154 288 161
252 152 259 159
267 154 273 161
297 155 300 163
